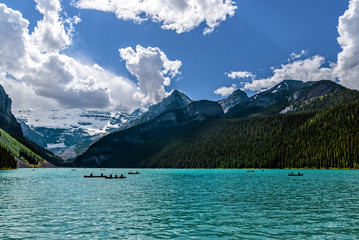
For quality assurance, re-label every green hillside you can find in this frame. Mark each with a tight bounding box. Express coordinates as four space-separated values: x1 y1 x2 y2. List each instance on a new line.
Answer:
147 100 359 169
0 128 52 169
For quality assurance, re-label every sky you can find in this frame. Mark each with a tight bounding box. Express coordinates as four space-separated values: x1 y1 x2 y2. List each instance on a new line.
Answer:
0 0 358 115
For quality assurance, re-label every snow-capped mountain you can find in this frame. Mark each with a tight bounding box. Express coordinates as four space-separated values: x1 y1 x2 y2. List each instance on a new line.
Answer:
16 108 145 160
16 90 192 161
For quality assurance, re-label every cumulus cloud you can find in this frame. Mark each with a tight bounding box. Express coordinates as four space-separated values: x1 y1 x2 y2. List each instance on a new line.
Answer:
226 71 255 79
119 45 182 105
75 0 237 35
214 84 236 97
0 2 122 111
334 0 359 89
0 1 180 113
31 0 79 53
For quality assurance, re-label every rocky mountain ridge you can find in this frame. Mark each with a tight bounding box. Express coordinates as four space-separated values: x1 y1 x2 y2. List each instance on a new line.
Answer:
226 80 345 117
74 79 357 168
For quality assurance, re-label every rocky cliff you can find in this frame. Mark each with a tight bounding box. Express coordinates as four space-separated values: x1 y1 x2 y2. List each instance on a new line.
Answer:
0 85 23 137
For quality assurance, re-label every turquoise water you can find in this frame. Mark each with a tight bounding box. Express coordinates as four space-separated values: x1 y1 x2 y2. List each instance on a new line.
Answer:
1 169 359 239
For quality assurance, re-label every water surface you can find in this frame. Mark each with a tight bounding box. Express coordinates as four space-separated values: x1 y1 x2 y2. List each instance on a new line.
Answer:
1 169 359 239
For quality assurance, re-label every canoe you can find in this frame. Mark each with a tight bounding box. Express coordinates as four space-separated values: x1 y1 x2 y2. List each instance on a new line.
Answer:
288 173 304 176
128 172 140 174
105 176 126 179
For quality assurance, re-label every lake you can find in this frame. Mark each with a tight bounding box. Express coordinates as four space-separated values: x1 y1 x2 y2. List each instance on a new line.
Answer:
1 169 359 239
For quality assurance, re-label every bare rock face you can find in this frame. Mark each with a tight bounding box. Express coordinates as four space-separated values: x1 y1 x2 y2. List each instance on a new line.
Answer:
131 90 193 126
226 80 347 118
293 80 345 103
184 100 224 121
218 90 248 113
0 85 23 137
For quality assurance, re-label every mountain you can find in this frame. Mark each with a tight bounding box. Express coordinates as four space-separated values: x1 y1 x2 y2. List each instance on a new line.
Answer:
226 80 346 117
0 128 56 169
17 90 191 161
144 99 359 169
127 90 193 128
0 85 23 138
218 89 248 113
73 100 224 167
17 108 144 160
0 84 61 168
74 80 359 169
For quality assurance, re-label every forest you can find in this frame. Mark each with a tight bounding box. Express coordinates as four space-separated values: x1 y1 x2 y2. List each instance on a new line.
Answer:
144 100 359 169
0 143 16 169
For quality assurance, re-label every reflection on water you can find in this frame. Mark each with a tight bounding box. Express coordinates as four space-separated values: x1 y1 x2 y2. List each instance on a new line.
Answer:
1 169 359 239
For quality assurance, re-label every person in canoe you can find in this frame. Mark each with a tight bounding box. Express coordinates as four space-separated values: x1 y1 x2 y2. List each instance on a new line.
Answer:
90 173 93 177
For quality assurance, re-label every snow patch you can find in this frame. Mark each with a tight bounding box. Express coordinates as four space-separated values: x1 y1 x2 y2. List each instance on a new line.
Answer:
47 143 66 149
280 106 293 114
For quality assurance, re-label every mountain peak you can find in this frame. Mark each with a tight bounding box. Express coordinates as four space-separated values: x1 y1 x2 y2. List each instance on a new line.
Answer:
166 90 192 104
149 90 192 111
218 89 248 113
131 90 193 126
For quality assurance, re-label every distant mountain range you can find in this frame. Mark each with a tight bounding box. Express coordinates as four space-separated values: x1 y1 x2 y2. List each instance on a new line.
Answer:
2 79 359 169
73 80 359 168
17 108 145 160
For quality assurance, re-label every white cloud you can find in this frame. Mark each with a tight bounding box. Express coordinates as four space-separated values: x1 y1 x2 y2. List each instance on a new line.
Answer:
288 50 307 61
31 0 78 53
333 0 359 89
119 45 182 105
214 84 236 97
75 0 237 35
242 56 334 91
229 0 359 92
226 71 255 79
0 2 180 114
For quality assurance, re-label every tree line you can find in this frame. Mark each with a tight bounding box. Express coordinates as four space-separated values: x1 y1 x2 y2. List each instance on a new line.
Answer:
145 100 359 169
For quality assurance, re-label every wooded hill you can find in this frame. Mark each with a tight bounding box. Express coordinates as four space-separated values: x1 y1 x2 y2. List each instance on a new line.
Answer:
0 128 57 169
74 81 359 169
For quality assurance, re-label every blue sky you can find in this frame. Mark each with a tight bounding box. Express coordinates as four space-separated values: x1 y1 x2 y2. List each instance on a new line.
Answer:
0 0 357 113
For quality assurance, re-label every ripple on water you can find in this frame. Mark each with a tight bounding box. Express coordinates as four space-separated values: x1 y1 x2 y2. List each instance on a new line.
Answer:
1 169 359 239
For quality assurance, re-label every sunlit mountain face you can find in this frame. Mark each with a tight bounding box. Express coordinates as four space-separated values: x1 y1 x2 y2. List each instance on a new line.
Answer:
16 108 145 160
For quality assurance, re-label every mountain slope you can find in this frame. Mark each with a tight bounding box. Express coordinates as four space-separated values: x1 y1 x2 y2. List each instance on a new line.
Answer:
75 81 359 169
127 90 193 128
73 100 224 167
0 128 55 169
226 80 345 118
0 84 62 168
17 109 144 160
149 99 359 169
17 90 191 161
218 89 248 113
78 99 359 169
